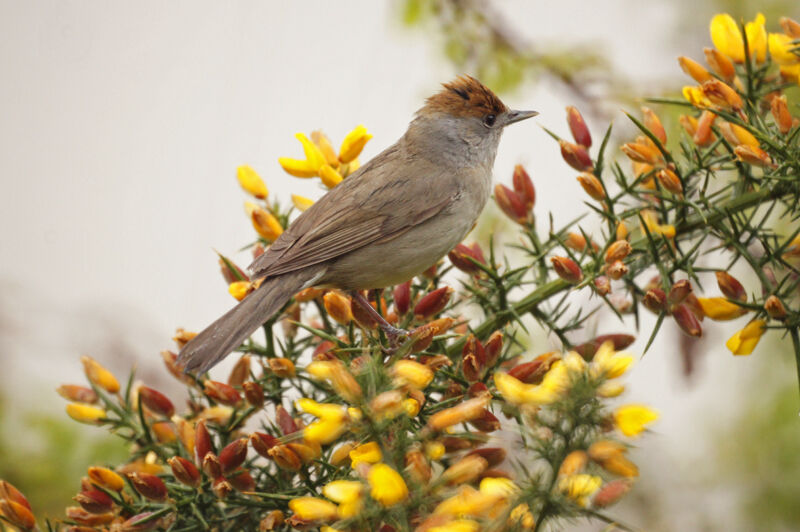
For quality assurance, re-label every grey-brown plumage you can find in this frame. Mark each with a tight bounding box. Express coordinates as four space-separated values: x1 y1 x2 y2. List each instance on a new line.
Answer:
177 76 536 374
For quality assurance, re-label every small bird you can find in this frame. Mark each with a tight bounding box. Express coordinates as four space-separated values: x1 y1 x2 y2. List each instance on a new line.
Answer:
178 76 536 374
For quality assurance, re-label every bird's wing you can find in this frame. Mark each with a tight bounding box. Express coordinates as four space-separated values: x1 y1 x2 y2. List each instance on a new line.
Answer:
249 142 455 279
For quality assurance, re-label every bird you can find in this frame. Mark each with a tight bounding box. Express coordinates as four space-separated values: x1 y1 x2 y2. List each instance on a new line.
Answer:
177 75 537 374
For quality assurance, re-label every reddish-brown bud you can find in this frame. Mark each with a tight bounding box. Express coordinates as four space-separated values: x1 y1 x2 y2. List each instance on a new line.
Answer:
393 281 411 315
161 350 192 384
219 438 248 474
64 506 114 527
715 272 746 302
606 260 628 280
494 183 531 224
228 469 256 492
673 304 703 337
74 489 114 514
483 331 503 369
195 420 214 464
765 295 787 320
566 106 592 147
218 255 249 285
202 452 223 479
466 447 507 468
551 256 583 284
260 510 285 530
576 172 606 201
168 456 201 487
462 334 486 382
227 355 251 387
242 381 264 407
594 276 611 296
250 432 279 458
0 481 31 512
512 164 535 209
469 409 501 432
212 477 233 499
405 449 432 484
129 472 167 501
448 243 486 275
593 479 632 508
57 384 98 404
565 232 588 252
668 280 692 306
276 405 299 436
573 334 636 360
508 353 558 384
138 386 175 418
559 140 593 171
204 380 241 406
312 340 336 360
643 288 667 313
350 295 379 329
414 286 453 319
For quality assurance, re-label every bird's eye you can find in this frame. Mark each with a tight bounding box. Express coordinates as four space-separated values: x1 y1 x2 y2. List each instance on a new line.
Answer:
483 114 496 127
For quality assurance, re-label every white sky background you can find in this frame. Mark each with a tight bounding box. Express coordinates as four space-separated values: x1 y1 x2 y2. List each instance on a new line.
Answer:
0 1 786 529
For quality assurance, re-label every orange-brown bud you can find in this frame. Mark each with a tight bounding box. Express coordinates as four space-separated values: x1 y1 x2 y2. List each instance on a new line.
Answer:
267 357 296 378
677 56 712 84
592 276 610 296
202 452 222 479
204 380 241 406
119 511 162 531
576 172 606 201
593 479 632 508
668 280 692 306
566 106 592 147
693 110 716 146
702 79 742 110
138 386 174 418
483 331 503 369
389 282 410 318
673 303 702 337
558 450 589 476
602 454 639 477
212 477 233 499
276 405 299 435
228 469 255 492
250 432 279 458
268 445 303 471
251 206 283 242
512 164 536 209
414 286 453 319
641 106 667 144
620 141 663 166
643 288 667 313
564 232 588 252
260 510 285 530
656 168 683 195
587 439 626 462
86 467 124 492
606 260 628 281
448 243 486 275
679 114 698 138
494 183 531 224
219 438 248 474
466 447 507 468
323 291 353 325
765 295 787 320
715 272 746 302
129 472 167 501
551 256 583 284
469 408 501 432
462 334 486 382
80 355 120 394
168 456 200 487
172 328 197 349
771 95 793 135
57 384 98 404
734 145 773 167
604 240 632 264
74 489 113 514
442 455 488 486
160 350 191 384
428 395 490 432
195 420 214 464
405 449 433 484
243 381 264 407
227 355 251 387
294 286 323 303
0 499 35 530
780 16 800 37
559 140 593 171
703 47 735 82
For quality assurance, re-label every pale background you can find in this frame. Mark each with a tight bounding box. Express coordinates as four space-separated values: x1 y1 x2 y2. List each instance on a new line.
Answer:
0 1 794 529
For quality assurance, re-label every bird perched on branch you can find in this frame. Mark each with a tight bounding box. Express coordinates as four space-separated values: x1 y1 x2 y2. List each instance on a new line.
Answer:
178 75 537 374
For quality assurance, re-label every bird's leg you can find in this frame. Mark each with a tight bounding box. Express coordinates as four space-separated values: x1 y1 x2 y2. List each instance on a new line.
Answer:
350 290 408 346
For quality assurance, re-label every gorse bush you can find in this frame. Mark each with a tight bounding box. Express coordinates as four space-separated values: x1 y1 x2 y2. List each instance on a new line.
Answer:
2 11 799 532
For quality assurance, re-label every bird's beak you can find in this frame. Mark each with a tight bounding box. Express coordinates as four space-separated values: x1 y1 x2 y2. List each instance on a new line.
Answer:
503 109 539 126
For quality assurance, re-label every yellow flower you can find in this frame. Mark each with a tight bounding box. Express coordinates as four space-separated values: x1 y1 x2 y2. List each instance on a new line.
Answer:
710 13 766 63
563 351 587 374
429 520 481 532
590 341 633 379
296 398 349 445
726 319 767 355
311 130 340 167
425 440 446 460
87 466 125 491
403 398 420 417
288 496 338 521
769 33 800 65
323 480 363 518
640 210 675 239
236 165 267 199
228 280 251 301
557 474 602 507
296 132 327 171
339 125 372 164
596 381 625 398
479 477 518 498
251 207 283 241
780 63 800 85
368 463 408 507
494 363 567 406
349 441 382 467
306 360 362 403
391 359 434 389
319 164 344 188
697 297 748 321
66 402 106 424
80 356 120 394
614 404 659 438
291 194 314 211
278 157 317 177
682 85 711 108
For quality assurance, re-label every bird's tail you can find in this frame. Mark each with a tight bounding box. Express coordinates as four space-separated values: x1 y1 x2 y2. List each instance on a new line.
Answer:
177 267 323 375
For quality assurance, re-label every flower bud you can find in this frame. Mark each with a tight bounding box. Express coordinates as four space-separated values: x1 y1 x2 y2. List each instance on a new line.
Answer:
236 165 268 199
770 95 793 135
260 510 285 531
573 334 635 360
643 288 667 313
606 260 628 280
225 355 251 387
734 145 773 167
551 256 583 284
656 168 683 195
564 232 588 252
559 450 589 476
318 164 343 188
212 477 233 499
667 280 692 306
693 110 716 146
559 140 593 171
195 420 214 464
442 455 488 486
390 281 411 316
65 506 115 527
0 499 36 530
593 479 632 508
462 334 486 382
168 456 200 487
701 79 743 110
483 330 503 369
494 183 530 224
726 319 767 355
512 164 536 209
715 271 746 302
228 469 255 492
620 141 663 166
251 207 283 241
202 452 222 479
74 489 113 514
698 296 748 324
276 405 299 435
604 240 632 264
405 449 432 484
80 356 120 394
204 380 241 406
469 408 501 432
467 447 507 468
66 403 106 424
508 354 557 384
338 125 372 164
448 243 486 275
323 291 353 325
679 114 698 138
268 357 296 378
243 381 264 407
641 107 667 144
677 56 712 84
250 432 279 458
780 16 800 37
413 286 453 319
566 106 592 147
138 386 174 418
576 172 605 201
427 395 490 432
673 304 702 337
219 256 249 285
703 47 735 82
219 438 248 474
718 121 759 149
764 295 787 320
129 472 167 501
119 511 162 531
87 467 125 492
57 384 98 404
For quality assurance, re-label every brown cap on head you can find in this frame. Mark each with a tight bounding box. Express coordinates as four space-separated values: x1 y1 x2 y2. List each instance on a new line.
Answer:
423 75 508 118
